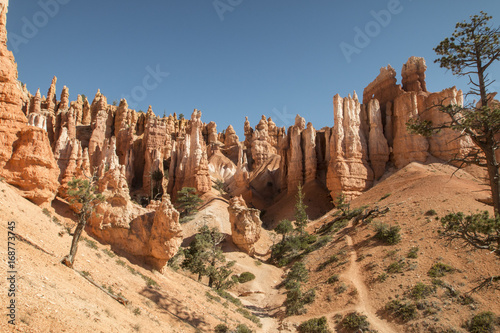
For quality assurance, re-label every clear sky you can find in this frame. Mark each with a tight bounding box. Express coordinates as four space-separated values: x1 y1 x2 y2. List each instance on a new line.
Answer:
6 0 500 137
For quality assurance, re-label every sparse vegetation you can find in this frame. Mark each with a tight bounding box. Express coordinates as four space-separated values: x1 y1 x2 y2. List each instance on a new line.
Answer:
380 193 391 201
237 272 256 284
374 222 401 244
234 324 253 333
298 316 331 333
214 324 229 333
409 282 436 300
116 259 126 266
103 249 116 258
62 175 105 268
283 261 315 316
236 308 261 325
407 246 419 259
376 272 388 282
52 216 61 225
327 274 339 284
83 238 98 250
428 262 455 278
342 312 370 331
176 187 203 221
387 260 406 274
182 226 235 290
42 208 51 217
385 300 418 322
213 179 226 195
425 209 438 216
466 311 497 333
317 255 339 271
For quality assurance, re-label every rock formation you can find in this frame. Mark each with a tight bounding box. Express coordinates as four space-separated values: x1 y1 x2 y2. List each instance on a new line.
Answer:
0 1 480 223
168 110 211 197
3 127 59 205
327 93 374 200
227 196 262 256
367 99 389 179
87 158 183 271
0 1 59 206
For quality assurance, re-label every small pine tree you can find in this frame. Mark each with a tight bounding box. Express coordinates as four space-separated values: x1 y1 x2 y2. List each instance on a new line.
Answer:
182 226 235 289
176 187 203 218
62 175 104 268
284 262 309 289
275 219 293 242
295 183 308 232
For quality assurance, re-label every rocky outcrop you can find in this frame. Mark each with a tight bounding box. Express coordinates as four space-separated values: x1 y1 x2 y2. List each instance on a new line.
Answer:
168 110 211 197
88 159 182 271
327 93 373 200
402 56 427 93
302 122 317 184
0 1 59 205
367 99 389 179
0 2 25 170
0 3 480 225
228 196 262 256
422 87 473 163
3 127 59 206
286 115 306 191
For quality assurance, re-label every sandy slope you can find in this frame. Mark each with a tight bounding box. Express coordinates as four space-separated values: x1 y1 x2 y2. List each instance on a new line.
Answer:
0 181 262 333
2 160 500 333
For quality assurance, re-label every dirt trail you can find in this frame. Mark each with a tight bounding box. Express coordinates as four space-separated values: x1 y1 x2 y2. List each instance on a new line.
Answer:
343 229 397 333
226 252 286 332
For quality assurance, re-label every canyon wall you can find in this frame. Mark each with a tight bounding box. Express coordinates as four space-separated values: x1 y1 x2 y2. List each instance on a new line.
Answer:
0 1 478 265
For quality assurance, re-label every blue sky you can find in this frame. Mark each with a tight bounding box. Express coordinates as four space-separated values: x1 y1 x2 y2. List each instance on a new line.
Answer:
6 0 500 137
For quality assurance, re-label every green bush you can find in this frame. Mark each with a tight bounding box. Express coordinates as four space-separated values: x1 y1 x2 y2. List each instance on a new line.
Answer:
327 274 339 284
42 208 51 217
387 260 405 274
84 238 98 250
214 324 229 333
374 222 401 244
466 311 497 333
428 262 455 278
409 282 436 300
216 289 242 307
284 262 309 289
407 246 419 259
298 316 331 333
317 255 339 271
285 286 315 316
238 272 256 284
385 300 418 322
234 324 252 333
342 312 370 331
425 209 438 216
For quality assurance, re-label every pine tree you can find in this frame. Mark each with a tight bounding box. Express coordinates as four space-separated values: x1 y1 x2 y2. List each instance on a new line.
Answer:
294 183 308 232
176 187 203 219
62 175 104 268
182 225 235 289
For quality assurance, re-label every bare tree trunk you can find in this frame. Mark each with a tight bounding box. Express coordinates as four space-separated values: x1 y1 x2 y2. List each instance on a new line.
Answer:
485 148 500 217
62 221 86 268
